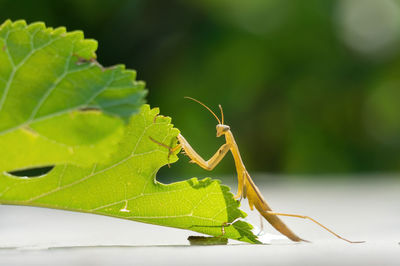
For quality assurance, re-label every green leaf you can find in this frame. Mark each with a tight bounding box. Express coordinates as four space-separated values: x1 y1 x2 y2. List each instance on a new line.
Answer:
0 20 259 244
0 105 259 244
0 20 146 172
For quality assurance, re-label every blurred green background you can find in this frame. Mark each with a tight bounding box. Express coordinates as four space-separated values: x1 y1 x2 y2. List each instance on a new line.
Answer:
2 0 400 179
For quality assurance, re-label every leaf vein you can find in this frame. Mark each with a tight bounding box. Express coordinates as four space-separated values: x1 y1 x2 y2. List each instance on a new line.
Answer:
0 35 63 113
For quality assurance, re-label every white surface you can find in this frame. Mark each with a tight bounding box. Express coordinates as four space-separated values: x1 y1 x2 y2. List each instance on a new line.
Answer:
0 176 399 265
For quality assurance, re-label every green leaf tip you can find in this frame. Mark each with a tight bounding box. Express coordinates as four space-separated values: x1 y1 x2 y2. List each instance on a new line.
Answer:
0 19 146 121
0 19 97 60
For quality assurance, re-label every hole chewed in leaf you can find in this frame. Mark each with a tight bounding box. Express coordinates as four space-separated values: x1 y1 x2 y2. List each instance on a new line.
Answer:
7 166 55 178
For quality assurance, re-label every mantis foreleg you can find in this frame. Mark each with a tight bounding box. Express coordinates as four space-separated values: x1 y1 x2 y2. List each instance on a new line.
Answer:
177 134 231 171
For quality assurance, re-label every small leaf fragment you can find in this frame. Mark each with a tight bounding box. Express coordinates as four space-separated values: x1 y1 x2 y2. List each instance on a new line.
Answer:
188 236 228 245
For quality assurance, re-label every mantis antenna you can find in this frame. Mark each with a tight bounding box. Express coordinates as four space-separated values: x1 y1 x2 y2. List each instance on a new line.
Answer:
184 96 221 124
218 104 224 125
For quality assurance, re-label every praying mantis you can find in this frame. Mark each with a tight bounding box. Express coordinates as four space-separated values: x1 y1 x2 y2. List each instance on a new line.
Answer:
151 97 364 244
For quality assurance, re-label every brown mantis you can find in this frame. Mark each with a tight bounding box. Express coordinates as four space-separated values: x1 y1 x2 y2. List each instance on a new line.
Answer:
151 97 364 244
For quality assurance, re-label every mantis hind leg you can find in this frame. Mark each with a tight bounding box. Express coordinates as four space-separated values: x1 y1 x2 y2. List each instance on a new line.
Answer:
264 211 364 244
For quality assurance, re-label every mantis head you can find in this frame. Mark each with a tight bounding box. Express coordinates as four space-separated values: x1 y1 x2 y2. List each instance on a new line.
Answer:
216 124 230 137
184 97 230 137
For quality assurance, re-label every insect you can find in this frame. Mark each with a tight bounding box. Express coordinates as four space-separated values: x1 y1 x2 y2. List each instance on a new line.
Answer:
151 97 364 243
